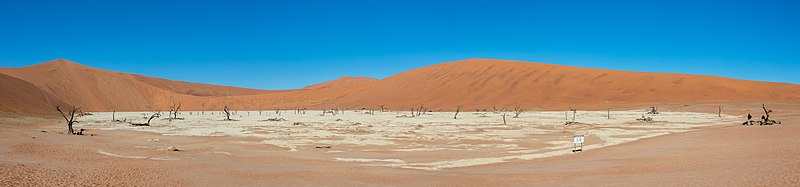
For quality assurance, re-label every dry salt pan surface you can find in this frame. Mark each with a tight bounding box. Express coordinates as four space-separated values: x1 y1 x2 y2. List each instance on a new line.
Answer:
77 109 739 170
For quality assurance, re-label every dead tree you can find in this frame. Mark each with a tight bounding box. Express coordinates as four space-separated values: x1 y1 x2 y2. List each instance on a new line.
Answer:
223 106 232 121
131 112 159 126
513 104 524 118
56 106 80 135
647 106 659 114
168 101 182 120
569 107 577 122
565 111 569 120
603 100 611 119
502 113 507 125
454 105 462 119
379 105 386 112
112 110 116 122
636 114 653 122
760 104 781 125
718 106 723 117
743 113 753 125
417 104 424 116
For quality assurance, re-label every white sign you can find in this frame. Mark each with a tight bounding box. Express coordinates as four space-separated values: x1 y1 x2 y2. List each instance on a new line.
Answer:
573 135 584 144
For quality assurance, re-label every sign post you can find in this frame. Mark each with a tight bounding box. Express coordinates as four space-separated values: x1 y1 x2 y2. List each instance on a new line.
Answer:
572 135 584 152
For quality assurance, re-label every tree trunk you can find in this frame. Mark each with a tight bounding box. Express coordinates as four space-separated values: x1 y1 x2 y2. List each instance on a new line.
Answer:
572 110 576 122
223 106 232 120
57 106 80 135
454 105 462 119
67 122 74 135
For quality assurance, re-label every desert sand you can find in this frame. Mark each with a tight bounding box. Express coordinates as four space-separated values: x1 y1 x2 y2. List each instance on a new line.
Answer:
0 73 69 114
1 103 798 186
1 59 798 113
1 59 800 186
74 108 738 170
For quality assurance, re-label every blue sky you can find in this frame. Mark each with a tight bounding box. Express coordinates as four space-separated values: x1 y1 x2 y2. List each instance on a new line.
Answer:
1 0 798 89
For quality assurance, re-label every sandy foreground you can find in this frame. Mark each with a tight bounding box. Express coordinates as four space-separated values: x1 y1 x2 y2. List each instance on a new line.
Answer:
1 103 799 186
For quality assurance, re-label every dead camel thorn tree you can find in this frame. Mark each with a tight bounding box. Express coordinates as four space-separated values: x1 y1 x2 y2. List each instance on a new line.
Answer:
513 104 524 118
168 101 182 120
131 112 160 126
647 106 659 114
756 104 781 125
223 106 233 121
502 113 507 125
569 107 577 122
454 105 462 119
56 106 81 135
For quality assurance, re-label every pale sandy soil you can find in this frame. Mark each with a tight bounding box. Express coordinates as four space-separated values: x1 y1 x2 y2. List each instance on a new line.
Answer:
76 108 737 171
1 103 798 186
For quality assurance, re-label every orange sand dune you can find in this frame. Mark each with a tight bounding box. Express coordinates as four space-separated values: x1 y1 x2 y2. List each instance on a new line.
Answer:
0 59 280 112
323 58 800 110
304 76 377 90
131 74 274 96
0 73 69 114
0 59 377 112
1 58 799 112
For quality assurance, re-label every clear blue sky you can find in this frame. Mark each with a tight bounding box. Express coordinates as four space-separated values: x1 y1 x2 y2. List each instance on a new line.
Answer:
1 0 798 89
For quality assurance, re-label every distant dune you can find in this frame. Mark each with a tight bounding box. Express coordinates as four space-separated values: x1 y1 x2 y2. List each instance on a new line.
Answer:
0 59 276 112
324 58 800 110
1 58 798 113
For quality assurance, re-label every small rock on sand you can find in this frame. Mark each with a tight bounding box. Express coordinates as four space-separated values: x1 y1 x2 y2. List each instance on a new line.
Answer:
166 146 180 151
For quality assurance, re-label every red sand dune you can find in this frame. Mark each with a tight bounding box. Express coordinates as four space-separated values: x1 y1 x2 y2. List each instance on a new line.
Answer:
304 76 377 90
2 59 196 112
0 59 376 112
323 58 800 110
0 73 69 114
131 74 273 96
1 58 799 113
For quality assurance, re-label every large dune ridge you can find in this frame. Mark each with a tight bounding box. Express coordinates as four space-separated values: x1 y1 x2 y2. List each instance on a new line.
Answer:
323 58 800 110
1 58 798 113
0 59 378 112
